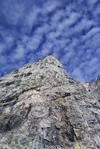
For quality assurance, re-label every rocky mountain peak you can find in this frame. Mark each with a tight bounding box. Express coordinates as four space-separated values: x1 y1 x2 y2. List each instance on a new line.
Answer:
0 55 100 149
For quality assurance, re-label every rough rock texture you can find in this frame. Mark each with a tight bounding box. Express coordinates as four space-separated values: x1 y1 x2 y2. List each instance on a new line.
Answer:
0 55 100 149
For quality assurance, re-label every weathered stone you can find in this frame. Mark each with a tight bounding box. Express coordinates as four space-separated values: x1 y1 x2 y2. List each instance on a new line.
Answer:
0 55 100 149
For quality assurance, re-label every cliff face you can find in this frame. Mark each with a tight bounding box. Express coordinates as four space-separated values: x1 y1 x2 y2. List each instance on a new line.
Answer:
0 55 100 149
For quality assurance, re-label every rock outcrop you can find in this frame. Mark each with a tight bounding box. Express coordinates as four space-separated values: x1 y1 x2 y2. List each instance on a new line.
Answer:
0 55 100 149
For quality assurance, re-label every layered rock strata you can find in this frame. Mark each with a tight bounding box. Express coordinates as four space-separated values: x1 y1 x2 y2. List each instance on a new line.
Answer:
0 55 100 149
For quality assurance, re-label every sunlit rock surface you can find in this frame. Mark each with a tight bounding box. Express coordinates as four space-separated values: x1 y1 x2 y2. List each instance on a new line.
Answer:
0 55 100 149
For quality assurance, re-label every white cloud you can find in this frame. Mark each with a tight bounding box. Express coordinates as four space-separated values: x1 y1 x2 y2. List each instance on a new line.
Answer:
42 1 60 14
2 1 25 25
59 50 75 66
25 6 40 28
9 45 26 64
89 57 98 66
82 27 100 41
0 44 5 54
36 24 51 35
93 3 100 17
41 41 53 52
27 35 42 51
96 48 100 55
0 55 7 65
36 48 50 58
71 68 84 82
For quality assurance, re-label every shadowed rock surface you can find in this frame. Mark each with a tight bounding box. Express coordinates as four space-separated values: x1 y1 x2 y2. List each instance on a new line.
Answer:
0 55 100 149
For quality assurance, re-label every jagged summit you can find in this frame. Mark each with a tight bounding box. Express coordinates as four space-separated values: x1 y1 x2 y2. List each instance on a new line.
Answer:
1 55 67 80
0 55 100 149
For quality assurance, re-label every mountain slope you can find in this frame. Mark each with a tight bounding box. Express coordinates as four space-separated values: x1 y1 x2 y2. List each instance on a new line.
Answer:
0 55 100 149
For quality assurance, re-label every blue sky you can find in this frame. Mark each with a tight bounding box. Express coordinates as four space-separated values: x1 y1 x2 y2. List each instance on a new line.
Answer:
0 0 100 82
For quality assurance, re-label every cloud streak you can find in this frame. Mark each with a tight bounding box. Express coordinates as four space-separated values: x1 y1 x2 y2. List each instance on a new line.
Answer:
0 0 100 82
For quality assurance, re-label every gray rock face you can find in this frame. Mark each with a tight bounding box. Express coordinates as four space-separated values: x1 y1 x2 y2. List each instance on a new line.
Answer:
0 55 100 149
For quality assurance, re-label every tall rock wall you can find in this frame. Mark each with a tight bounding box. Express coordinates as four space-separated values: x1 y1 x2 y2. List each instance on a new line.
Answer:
0 55 100 149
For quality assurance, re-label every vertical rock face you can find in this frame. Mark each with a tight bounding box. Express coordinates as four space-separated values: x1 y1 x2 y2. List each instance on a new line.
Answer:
0 55 100 149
